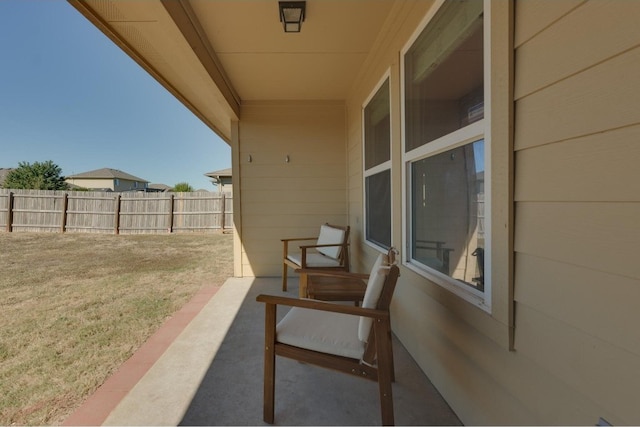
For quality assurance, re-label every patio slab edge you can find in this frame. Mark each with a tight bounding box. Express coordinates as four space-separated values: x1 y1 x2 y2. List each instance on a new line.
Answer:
99 277 255 426
62 283 222 426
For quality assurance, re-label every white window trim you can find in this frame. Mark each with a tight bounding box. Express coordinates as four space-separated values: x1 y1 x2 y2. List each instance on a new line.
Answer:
400 0 492 312
362 70 393 253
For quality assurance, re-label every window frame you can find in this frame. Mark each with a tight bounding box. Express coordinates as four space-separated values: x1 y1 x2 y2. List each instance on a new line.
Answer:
401 0 493 312
362 71 393 253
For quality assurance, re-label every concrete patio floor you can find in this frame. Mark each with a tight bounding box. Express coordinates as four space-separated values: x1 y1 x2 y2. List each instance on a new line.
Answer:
66 277 462 426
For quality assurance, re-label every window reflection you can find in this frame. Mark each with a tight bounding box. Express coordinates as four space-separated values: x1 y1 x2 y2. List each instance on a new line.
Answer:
366 170 391 249
411 139 484 290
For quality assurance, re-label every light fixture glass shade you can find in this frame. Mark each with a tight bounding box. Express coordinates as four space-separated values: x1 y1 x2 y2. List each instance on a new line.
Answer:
284 21 301 32
279 1 305 33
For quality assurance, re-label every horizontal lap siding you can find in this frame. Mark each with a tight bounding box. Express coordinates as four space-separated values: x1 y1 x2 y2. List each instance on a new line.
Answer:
515 202 640 279
239 102 347 276
514 0 638 99
393 282 539 425
514 0 640 423
515 47 640 150
339 1 640 424
513 0 584 47
515 254 640 358
346 108 365 267
515 304 640 422
515 124 640 201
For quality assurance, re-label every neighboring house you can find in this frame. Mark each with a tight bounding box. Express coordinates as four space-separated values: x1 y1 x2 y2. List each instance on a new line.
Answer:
65 168 148 192
71 1 640 425
0 168 13 187
205 168 232 194
146 183 172 193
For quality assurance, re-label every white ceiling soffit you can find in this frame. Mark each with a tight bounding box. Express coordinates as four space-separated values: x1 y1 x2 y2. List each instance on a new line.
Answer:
68 0 397 140
186 0 395 101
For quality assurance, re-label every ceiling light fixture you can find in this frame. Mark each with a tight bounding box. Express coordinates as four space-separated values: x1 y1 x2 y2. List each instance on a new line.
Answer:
279 1 306 33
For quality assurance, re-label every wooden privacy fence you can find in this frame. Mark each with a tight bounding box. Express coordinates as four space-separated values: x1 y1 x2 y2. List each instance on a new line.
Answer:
0 189 232 234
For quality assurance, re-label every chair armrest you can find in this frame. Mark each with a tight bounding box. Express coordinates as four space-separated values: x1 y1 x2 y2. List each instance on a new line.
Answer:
299 242 349 250
281 237 317 243
256 294 388 320
294 269 369 280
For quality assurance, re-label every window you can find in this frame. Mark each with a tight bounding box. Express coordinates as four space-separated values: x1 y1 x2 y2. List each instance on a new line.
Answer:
363 76 392 250
403 0 489 306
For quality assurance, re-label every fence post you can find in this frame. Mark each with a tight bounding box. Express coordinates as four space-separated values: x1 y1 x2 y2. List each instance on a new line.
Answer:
60 193 69 233
220 193 226 231
168 194 174 233
114 194 121 235
6 192 14 232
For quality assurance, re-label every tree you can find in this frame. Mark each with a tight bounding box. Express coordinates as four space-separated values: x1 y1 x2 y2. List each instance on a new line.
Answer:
3 161 68 190
173 182 194 192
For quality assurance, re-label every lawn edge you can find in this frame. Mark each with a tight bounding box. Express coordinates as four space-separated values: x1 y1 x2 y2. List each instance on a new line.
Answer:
62 284 221 426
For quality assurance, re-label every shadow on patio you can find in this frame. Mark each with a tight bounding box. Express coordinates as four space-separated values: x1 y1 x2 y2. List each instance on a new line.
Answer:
101 277 461 426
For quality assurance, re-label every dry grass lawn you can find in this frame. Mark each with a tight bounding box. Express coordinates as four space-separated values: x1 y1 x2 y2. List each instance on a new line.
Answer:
0 231 233 425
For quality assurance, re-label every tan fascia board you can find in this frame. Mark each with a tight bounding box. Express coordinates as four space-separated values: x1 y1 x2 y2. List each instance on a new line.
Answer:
160 0 241 116
67 0 237 144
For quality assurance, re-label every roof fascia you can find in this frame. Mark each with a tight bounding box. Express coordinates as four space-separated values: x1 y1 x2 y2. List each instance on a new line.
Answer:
160 0 241 117
67 0 237 143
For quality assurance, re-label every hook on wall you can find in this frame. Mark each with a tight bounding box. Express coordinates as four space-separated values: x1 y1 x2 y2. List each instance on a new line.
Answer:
248 155 252 163
285 155 290 163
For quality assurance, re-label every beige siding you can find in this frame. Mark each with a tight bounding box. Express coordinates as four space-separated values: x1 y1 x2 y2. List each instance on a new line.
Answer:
515 123 640 201
216 0 640 423
515 44 640 150
513 0 585 48
340 0 640 425
512 0 640 425
515 304 640 422
515 202 640 279
66 178 114 191
515 0 640 98
237 101 347 276
515 254 640 357
345 1 519 424
66 178 146 192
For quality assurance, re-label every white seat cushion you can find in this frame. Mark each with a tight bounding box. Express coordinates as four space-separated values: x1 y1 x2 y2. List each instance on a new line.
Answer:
315 225 345 259
276 307 365 360
358 253 389 342
287 252 342 268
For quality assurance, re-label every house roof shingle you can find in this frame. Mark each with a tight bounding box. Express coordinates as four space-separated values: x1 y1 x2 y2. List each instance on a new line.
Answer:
67 168 149 183
148 183 172 191
205 168 232 178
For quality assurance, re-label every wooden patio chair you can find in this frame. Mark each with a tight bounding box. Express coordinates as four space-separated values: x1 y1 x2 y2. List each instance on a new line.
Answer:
281 223 350 296
257 249 400 426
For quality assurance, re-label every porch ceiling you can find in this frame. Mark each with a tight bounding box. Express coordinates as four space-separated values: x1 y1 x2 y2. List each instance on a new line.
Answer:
68 0 397 142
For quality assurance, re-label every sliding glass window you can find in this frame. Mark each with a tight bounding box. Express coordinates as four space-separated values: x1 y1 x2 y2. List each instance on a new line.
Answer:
403 0 487 301
364 77 392 250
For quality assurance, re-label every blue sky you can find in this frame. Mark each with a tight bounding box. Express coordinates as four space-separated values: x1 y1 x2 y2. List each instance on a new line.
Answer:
0 0 231 190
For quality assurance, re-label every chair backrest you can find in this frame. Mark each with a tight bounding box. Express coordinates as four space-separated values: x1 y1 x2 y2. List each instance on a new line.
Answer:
358 248 399 342
316 223 349 260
